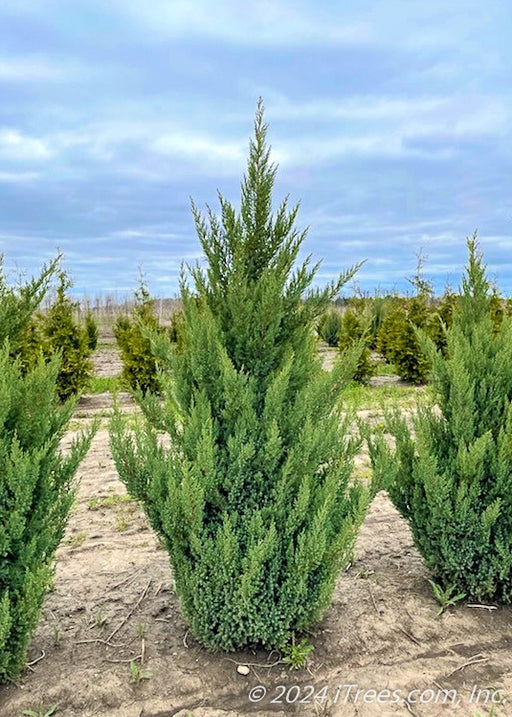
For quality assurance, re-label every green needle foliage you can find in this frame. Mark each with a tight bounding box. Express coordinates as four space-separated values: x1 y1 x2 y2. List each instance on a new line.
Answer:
110 101 373 651
0 256 59 352
378 294 431 384
368 295 393 350
426 290 458 356
489 287 504 335
17 316 45 375
0 266 97 683
41 272 93 401
114 280 165 395
367 234 512 602
338 307 374 384
317 310 341 346
85 312 99 352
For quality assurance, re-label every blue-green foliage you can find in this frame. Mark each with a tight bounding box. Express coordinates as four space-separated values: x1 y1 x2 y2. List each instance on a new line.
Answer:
0 261 96 682
368 235 512 602
317 310 341 346
110 102 373 650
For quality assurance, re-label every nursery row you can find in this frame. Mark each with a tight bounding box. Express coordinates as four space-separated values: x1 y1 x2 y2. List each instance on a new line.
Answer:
1 104 512 688
318 282 509 384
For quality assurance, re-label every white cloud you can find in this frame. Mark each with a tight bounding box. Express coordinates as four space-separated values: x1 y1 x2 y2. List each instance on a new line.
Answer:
0 57 69 82
263 92 511 166
0 170 40 183
114 0 372 46
0 129 53 161
112 228 181 240
151 133 246 163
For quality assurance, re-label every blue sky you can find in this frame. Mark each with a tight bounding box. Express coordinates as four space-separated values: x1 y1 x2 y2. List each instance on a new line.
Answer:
0 1 511 297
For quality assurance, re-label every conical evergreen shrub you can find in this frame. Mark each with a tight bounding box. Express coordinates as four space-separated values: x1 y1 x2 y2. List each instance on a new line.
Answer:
426 290 458 355
16 315 45 374
114 281 164 395
368 295 394 350
41 272 93 401
367 235 512 602
377 295 431 384
0 263 97 682
85 312 99 352
317 309 341 346
0 256 58 352
110 101 373 651
338 308 374 384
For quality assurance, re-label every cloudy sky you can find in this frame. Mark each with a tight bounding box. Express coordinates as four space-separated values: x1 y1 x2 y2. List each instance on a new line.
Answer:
0 1 511 297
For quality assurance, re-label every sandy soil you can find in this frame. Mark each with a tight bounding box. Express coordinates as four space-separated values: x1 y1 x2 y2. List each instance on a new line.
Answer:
92 346 123 379
1 344 511 717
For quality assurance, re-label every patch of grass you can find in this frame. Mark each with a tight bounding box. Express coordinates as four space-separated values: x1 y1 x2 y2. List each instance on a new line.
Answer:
373 362 398 376
87 494 133 511
87 493 137 531
88 375 121 394
73 409 113 419
66 531 86 549
115 510 133 532
342 380 429 411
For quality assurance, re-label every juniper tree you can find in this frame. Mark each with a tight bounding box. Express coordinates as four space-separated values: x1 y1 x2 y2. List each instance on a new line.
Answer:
0 265 96 682
17 315 45 374
489 287 504 335
42 271 93 400
369 295 393 350
377 295 431 383
367 234 512 602
110 101 373 651
426 290 458 356
114 280 164 395
317 309 342 347
0 256 58 352
85 312 99 352
338 308 374 384
376 259 433 383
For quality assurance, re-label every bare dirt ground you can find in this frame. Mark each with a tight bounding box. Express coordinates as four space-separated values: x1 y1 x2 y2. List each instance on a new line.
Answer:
1 343 511 717
92 345 123 379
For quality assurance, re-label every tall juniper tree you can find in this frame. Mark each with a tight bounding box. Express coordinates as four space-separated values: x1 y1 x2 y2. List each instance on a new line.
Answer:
367 234 512 602
0 256 58 353
42 271 94 400
110 101 373 650
0 259 97 682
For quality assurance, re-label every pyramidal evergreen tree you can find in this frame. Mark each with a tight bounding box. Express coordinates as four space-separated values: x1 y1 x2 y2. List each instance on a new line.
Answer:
338 306 375 384
367 234 512 602
0 260 97 682
114 278 165 395
0 255 58 353
317 309 341 346
85 312 99 352
41 271 94 401
110 101 373 651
